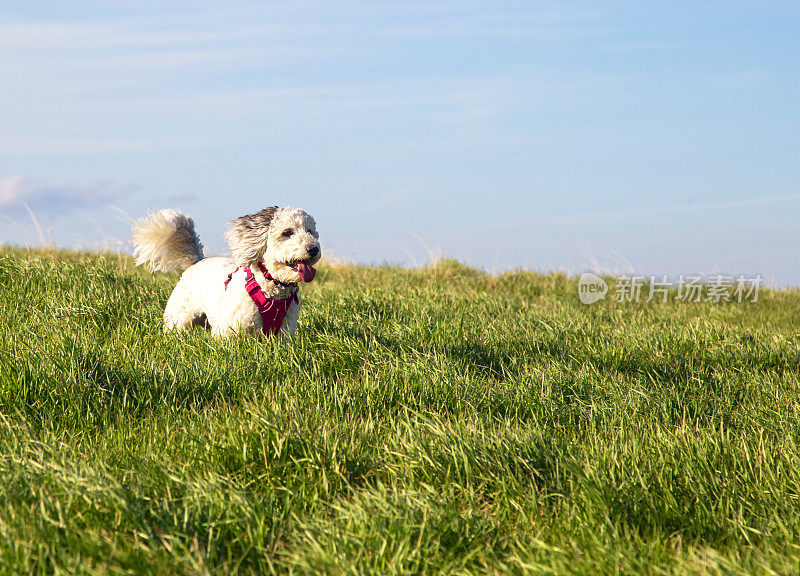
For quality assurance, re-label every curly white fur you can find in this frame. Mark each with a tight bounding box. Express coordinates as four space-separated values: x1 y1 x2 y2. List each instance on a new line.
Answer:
132 209 204 272
132 207 321 337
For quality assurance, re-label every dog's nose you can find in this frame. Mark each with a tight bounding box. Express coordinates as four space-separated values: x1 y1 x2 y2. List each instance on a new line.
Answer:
307 246 320 258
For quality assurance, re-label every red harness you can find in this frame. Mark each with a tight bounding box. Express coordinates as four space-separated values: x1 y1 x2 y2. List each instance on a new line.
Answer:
224 262 299 336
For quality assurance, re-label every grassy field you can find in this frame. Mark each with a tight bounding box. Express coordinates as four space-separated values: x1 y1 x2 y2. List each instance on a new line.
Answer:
1 246 799 575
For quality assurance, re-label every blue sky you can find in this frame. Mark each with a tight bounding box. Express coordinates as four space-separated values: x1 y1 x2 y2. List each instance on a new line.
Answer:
1 1 799 284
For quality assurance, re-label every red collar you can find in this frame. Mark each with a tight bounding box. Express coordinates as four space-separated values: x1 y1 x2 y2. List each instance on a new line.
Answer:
224 262 297 290
255 262 297 288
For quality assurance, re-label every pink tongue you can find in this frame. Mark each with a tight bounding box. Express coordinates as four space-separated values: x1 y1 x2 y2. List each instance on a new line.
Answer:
296 262 316 282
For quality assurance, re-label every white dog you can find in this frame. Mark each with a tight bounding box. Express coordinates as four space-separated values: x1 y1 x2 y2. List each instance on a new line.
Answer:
132 206 321 337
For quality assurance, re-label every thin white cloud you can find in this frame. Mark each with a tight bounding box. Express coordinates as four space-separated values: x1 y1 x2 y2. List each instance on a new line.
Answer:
445 191 800 239
536 192 800 228
0 20 343 51
0 136 213 156
0 175 26 206
0 175 131 216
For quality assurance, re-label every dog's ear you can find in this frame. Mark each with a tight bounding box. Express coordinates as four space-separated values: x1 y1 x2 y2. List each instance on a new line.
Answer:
225 206 278 265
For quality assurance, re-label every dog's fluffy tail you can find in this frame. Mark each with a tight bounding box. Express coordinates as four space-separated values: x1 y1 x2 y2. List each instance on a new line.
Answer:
132 209 204 272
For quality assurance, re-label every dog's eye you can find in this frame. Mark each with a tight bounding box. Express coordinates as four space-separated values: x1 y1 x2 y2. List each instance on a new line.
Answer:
281 229 293 238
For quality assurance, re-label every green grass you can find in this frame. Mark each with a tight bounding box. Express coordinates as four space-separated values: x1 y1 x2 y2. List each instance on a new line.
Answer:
1 245 800 575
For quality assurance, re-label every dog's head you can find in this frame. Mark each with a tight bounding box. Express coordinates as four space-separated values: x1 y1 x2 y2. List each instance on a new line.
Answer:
225 206 321 283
